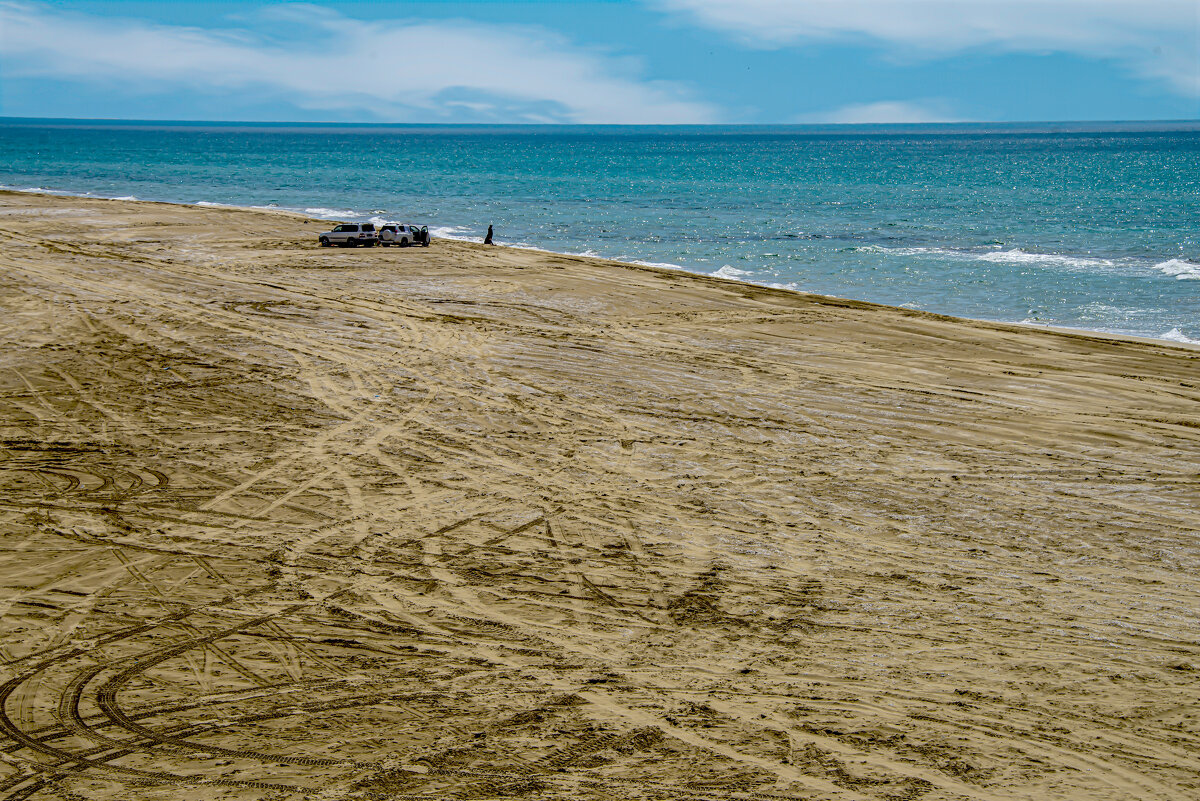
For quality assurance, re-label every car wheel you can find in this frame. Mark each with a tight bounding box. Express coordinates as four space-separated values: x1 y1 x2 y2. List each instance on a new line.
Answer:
319 236 329 246
345 239 357 248
400 239 410 247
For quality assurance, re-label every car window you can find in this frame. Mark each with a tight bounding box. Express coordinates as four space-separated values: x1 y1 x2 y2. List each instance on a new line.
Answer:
362 224 375 232
334 225 353 232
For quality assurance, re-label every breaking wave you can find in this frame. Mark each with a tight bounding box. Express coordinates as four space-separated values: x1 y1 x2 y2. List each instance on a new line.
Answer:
712 265 753 279
1160 327 1200 345
1155 259 1200 280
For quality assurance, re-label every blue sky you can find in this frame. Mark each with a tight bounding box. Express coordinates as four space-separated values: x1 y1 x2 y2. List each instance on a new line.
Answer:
1 0 1197 123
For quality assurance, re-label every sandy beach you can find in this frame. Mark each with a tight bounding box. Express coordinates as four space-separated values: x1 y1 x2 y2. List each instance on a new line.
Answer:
0 190 1197 800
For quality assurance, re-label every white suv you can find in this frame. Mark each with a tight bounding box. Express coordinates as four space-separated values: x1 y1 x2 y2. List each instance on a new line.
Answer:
378 224 429 247
318 223 377 247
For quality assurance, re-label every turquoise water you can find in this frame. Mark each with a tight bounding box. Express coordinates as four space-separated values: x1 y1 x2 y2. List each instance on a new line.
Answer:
3 119 1198 343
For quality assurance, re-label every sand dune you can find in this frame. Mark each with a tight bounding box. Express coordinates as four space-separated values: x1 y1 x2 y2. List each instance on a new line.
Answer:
0 191 1197 800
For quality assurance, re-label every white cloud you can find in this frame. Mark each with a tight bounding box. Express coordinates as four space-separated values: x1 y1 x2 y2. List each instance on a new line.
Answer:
0 1 717 123
657 0 1200 97
797 100 958 124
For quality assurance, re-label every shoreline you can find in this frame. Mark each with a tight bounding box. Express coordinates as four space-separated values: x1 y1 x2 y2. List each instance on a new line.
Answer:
3 186 1195 351
2 190 1198 799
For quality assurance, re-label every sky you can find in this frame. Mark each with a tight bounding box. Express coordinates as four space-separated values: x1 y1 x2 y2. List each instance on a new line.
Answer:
0 0 1197 124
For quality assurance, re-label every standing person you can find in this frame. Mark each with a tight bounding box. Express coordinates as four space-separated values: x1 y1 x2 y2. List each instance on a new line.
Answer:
484 225 494 245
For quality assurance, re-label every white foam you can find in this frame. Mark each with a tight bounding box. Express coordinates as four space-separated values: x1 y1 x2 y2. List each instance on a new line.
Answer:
712 265 752 279
1156 258 1200 280
630 260 685 271
972 249 1117 270
1 184 144 202
1160 327 1200 345
2 185 74 196
201 200 294 214
851 244 947 257
1 183 152 203
303 207 358 219
428 226 475 241
856 244 1126 272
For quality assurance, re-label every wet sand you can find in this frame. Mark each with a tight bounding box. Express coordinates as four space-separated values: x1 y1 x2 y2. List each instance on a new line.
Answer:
0 190 1197 800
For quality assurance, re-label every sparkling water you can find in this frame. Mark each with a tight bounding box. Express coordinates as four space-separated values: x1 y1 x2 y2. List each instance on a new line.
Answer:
3 120 1197 343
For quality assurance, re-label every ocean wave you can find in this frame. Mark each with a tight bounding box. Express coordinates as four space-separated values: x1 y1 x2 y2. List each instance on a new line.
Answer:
0 185 78 196
849 244 955 257
851 244 1184 275
428 225 475 241
2 184 148 203
1155 259 1200 280
1160 327 1200 345
712 265 753 279
0 184 152 204
973 249 1117 269
303 207 359 219
504 242 618 261
630 260 685 271
859 244 1121 271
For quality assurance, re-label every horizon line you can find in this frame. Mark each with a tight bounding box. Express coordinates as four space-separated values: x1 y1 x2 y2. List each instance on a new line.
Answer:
3 116 1200 131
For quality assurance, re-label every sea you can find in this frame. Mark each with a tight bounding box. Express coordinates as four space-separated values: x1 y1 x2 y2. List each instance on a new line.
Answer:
2 118 1198 344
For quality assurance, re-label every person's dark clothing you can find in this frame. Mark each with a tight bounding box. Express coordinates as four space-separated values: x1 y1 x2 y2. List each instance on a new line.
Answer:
484 225 494 245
